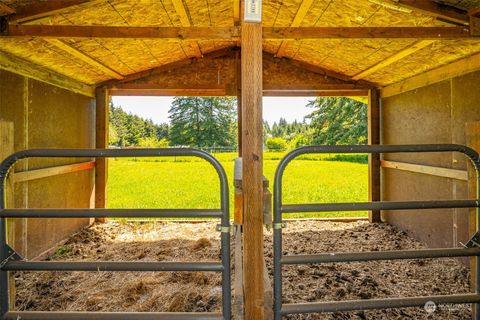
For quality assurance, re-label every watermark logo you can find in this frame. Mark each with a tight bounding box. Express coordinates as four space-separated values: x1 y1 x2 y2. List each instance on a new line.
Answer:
424 301 437 314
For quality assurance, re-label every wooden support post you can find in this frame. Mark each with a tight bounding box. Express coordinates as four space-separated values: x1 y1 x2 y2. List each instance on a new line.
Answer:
466 122 480 294
95 88 108 222
236 50 243 157
0 120 15 309
368 88 381 222
241 6 265 320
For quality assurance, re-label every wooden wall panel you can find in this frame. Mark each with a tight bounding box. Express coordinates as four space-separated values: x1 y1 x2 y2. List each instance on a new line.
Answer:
0 69 95 259
381 69 480 251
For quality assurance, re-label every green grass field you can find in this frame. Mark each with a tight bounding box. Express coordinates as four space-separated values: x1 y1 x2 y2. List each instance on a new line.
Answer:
107 152 368 218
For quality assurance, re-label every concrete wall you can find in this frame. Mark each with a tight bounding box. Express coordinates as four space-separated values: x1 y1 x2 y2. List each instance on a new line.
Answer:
381 69 480 249
0 69 95 259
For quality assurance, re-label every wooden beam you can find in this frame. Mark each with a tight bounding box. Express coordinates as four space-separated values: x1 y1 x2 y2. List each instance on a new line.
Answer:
241 11 264 320
381 51 480 98
108 85 227 96
352 40 435 80
262 89 369 97
45 39 123 80
395 0 469 26
4 25 478 39
380 160 468 181
368 89 381 223
95 88 108 222
263 26 473 39
235 50 242 156
275 0 314 58
0 3 15 16
12 161 96 184
10 0 89 23
263 83 370 91
5 25 240 39
0 50 95 97
171 0 203 57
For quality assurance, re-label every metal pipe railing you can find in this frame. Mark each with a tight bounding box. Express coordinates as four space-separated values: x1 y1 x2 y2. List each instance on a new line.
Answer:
0 148 231 320
273 144 480 320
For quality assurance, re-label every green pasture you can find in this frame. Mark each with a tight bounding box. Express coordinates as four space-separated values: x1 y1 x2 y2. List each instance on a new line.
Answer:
107 152 368 218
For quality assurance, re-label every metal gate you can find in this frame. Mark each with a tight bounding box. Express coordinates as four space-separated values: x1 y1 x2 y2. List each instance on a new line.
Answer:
0 148 231 320
273 144 480 319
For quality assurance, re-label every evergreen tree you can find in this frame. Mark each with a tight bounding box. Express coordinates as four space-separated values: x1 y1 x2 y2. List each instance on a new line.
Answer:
169 97 237 147
306 97 367 145
109 102 170 147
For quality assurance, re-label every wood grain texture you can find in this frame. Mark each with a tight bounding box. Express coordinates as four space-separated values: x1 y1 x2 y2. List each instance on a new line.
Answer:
263 26 473 39
275 0 315 58
396 0 469 25
10 0 89 23
381 160 468 181
381 51 480 98
4 25 477 40
352 40 435 80
171 0 203 57
0 50 94 97
44 39 123 80
241 20 264 320
368 89 381 223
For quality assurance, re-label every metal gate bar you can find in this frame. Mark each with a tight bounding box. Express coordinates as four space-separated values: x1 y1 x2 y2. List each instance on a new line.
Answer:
273 144 480 319
0 148 231 320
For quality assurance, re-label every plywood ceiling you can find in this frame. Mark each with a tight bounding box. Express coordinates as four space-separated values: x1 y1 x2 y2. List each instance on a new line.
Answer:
0 0 479 87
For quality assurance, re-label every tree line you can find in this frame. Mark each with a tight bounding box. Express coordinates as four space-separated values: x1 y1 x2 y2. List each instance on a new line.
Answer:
109 96 367 150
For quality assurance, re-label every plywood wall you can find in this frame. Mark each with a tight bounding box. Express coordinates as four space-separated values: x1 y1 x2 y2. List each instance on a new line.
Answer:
381 69 480 250
0 69 95 259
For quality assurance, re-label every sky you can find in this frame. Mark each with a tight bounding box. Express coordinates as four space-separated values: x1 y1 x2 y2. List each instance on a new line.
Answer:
111 96 315 125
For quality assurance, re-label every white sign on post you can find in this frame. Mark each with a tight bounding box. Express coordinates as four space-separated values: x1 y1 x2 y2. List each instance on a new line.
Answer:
244 0 262 23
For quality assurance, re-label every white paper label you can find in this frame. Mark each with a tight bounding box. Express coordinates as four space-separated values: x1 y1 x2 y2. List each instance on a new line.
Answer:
244 0 262 23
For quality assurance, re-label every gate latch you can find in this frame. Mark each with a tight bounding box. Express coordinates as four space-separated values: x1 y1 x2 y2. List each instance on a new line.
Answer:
0 245 23 268
216 224 233 233
273 222 287 230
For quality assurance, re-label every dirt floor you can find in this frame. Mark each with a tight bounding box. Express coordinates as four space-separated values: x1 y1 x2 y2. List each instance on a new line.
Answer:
14 220 472 319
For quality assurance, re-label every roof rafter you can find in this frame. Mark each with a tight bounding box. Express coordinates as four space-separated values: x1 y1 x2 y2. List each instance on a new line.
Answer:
0 3 15 17
9 0 90 23
275 0 315 58
381 50 480 97
171 0 203 57
0 49 95 97
263 51 375 88
352 40 435 80
44 39 123 79
394 0 469 25
3 25 477 39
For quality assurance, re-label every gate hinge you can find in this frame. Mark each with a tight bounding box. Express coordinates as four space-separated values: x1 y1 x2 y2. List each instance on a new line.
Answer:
463 231 480 248
0 244 23 268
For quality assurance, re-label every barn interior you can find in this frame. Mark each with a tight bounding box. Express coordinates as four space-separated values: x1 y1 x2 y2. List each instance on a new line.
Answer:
1 0 480 319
